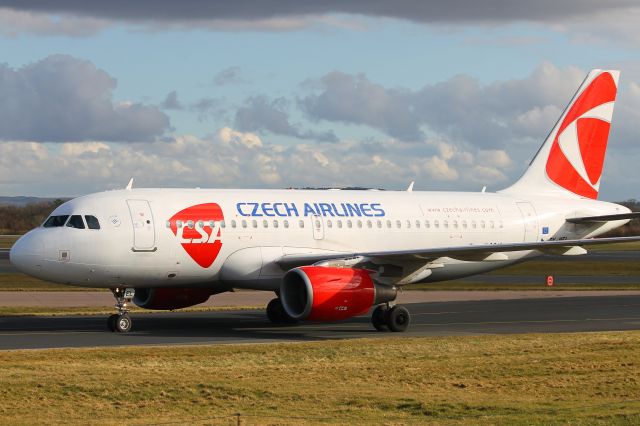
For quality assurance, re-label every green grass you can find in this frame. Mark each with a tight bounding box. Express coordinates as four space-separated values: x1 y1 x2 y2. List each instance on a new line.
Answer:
0 234 18 249
0 333 639 424
409 281 640 291
490 260 640 276
0 274 106 291
587 241 640 251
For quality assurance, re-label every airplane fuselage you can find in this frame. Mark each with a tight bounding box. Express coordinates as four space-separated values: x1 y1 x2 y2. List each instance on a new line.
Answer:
10 188 629 290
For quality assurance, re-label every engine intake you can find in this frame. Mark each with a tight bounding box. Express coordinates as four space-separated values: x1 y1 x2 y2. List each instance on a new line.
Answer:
133 288 213 310
281 266 396 322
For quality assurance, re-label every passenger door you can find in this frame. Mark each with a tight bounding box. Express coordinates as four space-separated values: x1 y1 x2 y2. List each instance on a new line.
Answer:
126 199 156 251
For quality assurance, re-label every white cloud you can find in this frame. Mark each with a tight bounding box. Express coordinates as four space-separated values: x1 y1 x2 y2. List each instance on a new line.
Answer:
477 150 511 168
217 127 263 148
0 55 169 142
424 156 458 181
61 142 110 157
0 128 521 196
313 151 330 167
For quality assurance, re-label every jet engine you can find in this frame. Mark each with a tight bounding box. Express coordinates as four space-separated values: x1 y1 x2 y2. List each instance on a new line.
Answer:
280 266 396 322
133 288 213 310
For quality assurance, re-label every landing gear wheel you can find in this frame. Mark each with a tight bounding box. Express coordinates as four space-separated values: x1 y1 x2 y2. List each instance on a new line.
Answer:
386 305 410 332
266 298 298 324
107 314 118 332
371 305 388 331
114 313 132 333
108 287 135 333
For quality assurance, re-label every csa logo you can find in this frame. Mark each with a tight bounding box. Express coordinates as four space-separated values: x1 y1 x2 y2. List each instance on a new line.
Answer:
545 71 617 199
169 203 224 268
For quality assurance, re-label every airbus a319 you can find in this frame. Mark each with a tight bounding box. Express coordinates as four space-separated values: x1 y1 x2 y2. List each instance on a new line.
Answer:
10 69 640 333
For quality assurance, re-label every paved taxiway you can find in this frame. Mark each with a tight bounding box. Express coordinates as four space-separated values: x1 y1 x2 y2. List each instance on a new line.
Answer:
1 295 639 350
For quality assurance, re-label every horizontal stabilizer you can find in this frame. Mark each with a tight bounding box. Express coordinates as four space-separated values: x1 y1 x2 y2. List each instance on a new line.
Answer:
566 212 640 224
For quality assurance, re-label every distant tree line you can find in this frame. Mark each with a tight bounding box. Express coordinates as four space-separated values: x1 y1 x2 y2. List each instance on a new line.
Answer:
0 199 67 234
0 198 639 236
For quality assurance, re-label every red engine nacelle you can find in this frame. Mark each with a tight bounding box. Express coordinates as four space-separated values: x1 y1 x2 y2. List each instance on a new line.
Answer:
133 288 213 310
280 266 396 322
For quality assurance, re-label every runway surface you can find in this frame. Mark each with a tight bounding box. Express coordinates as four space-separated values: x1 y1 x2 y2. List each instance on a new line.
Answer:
1 295 639 350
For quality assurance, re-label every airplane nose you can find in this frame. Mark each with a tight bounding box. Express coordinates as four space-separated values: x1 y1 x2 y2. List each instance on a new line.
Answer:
9 231 44 275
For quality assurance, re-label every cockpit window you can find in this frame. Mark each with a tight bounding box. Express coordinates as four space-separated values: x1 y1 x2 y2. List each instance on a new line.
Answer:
85 215 100 230
43 215 69 228
66 215 85 229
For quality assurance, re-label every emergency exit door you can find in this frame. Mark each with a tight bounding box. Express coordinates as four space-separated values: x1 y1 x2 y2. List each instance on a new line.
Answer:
516 202 538 242
312 215 325 240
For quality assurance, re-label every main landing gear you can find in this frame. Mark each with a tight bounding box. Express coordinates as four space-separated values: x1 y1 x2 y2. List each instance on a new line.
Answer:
108 288 135 333
371 303 411 332
266 298 298 324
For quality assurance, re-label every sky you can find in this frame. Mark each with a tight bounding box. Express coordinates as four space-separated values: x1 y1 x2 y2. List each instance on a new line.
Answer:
0 1 640 201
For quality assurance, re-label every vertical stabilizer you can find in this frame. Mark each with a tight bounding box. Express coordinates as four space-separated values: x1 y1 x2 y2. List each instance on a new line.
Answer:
503 69 619 199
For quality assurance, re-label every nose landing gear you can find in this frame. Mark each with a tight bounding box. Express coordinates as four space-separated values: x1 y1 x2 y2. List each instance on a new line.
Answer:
108 288 135 333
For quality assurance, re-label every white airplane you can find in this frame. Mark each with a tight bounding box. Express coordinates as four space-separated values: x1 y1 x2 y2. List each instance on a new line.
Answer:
10 69 640 333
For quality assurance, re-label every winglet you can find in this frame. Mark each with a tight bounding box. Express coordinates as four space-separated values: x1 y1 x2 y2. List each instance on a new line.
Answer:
126 178 134 190
407 181 414 192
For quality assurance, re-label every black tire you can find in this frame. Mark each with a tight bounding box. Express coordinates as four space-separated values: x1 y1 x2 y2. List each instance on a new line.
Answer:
386 305 410 332
115 313 132 333
266 298 283 323
371 305 388 331
266 298 298 324
107 314 118 332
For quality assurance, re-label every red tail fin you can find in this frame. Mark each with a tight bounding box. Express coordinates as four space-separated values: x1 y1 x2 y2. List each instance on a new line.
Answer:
504 69 619 199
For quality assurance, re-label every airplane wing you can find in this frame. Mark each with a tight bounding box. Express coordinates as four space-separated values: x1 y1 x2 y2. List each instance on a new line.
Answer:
565 212 640 224
277 235 640 269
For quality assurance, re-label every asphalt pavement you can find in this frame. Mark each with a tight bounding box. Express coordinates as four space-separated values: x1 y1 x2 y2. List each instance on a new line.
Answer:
1 295 639 350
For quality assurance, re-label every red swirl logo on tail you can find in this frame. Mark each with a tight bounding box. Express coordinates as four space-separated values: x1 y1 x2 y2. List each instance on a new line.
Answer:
168 203 224 268
545 72 617 199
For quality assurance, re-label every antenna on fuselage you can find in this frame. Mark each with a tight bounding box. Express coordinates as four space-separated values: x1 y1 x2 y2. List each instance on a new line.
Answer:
407 181 415 192
126 178 134 190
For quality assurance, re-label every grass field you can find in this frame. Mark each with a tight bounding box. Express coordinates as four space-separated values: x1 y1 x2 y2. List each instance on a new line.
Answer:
488 260 640 275
0 273 106 291
0 332 639 425
409 281 640 291
0 234 18 249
